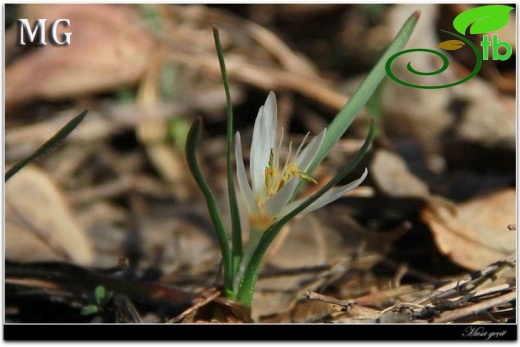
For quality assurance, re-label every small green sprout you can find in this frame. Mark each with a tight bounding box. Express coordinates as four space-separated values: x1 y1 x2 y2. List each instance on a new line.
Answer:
80 285 114 316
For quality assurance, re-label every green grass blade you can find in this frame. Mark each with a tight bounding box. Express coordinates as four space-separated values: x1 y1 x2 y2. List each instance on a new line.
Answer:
185 118 233 293
307 10 420 175
236 121 376 306
5 109 89 182
213 26 243 277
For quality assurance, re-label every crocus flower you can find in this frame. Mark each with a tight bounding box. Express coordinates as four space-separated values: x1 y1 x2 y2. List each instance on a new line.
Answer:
235 91 368 232
232 92 368 293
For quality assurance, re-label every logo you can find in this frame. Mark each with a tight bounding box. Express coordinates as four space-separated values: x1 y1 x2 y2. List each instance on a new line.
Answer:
17 19 72 46
386 5 514 89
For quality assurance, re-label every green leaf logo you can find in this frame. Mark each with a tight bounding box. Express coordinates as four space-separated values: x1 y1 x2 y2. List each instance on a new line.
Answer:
438 39 465 50
453 5 514 35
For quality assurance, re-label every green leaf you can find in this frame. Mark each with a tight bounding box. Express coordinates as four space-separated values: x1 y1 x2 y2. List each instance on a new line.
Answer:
453 5 514 35
185 118 233 292
365 83 384 137
5 109 88 182
213 26 243 277
306 10 419 176
94 285 113 306
94 285 106 306
80 305 99 316
437 39 465 50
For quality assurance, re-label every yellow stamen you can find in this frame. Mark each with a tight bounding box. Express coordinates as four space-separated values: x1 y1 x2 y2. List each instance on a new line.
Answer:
297 171 318 184
264 148 317 198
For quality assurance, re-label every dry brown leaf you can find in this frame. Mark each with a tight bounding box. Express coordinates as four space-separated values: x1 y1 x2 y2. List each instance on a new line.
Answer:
252 207 409 320
252 215 328 318
5 165 93 265
140 215 217 274
371 149 430 197
156 5 349 110
452 80 515 147
422 189 515 270
6 4 155 109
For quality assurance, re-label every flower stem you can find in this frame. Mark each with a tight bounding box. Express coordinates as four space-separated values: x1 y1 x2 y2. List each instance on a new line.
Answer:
233 227 264 301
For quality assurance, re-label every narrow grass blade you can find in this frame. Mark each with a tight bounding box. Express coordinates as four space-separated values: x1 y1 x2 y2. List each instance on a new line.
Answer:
5 109 89 182
214 26 243 276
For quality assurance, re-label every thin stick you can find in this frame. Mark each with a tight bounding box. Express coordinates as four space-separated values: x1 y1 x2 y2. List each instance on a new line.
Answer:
167 288 220 323
433 291 516 323
305 290 354 308
414 254 516 305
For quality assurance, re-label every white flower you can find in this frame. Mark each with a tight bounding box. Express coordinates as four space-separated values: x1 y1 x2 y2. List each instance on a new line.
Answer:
235 91 368 231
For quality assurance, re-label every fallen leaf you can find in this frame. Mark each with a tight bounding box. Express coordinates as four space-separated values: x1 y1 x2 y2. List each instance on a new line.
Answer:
6 4 155 109
421 189 515 270
5 165 94 265
252 215 328 319
253 206 409 320
452 79 515 147
370 149 430 197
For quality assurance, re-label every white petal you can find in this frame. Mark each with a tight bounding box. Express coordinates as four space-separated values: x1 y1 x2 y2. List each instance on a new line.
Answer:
263 177 299 217
250 92 277 196
296 128 326 172
235 132 260 216
279 168 368 217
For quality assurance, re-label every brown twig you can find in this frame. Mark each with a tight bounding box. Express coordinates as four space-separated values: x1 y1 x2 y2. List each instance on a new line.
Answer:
433 291 516 323
167 288 221 323
414 254 516 305
304 290 354 308
304 290 382 322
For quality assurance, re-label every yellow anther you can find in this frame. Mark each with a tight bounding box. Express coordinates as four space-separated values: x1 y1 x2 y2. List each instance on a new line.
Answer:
268 149 275 170
297 171 317 184
265 167 275 196
264 149 317 198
